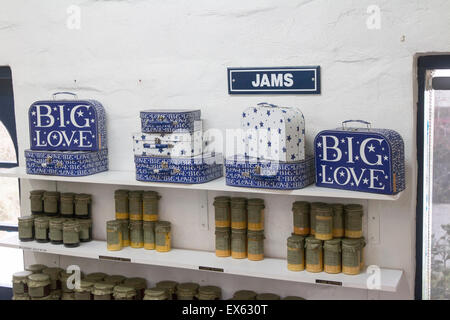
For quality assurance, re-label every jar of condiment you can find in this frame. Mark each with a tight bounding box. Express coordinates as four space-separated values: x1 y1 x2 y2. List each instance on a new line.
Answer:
12 271 33 295
74 280 94 300
247 198 265 231
130 220 144 248
231 228 247 259
61 292 75 300
305 236 323 273
42 267 63 290
331 203 344 238
18 216 34 242
283 296 306 300
292 201 310 236
113 285 137 300
59 193 75 217
104 275 126 285
287 235 305 272
49 218 66 244
27 273 51 298
156 280 178 300
129 190 143 221
231 197 247 229
74 193 92 219
63 220 80 248
30 190 45 215
344 204 363 238
342 238 361 275
215 227 231 257
155 221 171 252
143 191 160 221
360 237 366 269
213 196 231 227
84 272 107 283
119 219 130 247
43 191 60 216
177 282 199 300
114 189 129 220
315 205 333 240
123 277 147 300
92 282 114 300
197 285 222 300
107 220 122 251
256 293 280 300
310 202 326 235
25 264 47 274
143 288 169 300
232 290 257 300
12 294 30 300
143 221 156 250
78 218 92 242
247 230 265 261
323 239 342 274
34 216 50 243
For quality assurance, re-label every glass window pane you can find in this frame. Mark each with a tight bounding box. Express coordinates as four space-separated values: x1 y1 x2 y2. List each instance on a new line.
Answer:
0 177 19 225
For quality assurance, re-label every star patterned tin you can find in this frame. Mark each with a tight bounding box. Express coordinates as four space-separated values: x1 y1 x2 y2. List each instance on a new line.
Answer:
140 109 201 133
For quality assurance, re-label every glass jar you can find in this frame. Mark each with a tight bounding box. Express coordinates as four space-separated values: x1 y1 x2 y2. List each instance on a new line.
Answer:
129 190 143 221
43 191 60 216
155 221 171 252
292 201 310 236
256 293 280 300
215 227 231 257
13 294 30 300
29 190 45 215
12 271 33 295
42 267 63 290
197 286 222 300
78 218 92 242
156 280 178 300
74 193 92 219
130 220 144 248
143 221 156 250
103 275 126 286
360 237 366 269
113 285 137 300
231 228 247 259
287 234 305 272
305 236 323 273
49 217 66 244
25 264 47 274
84 272 107 283
324 239 342 274
63 220 80 248
61 292 76 300
106 220 122 251
143 287 169 300
310 202 326 235
142 191 160 222
59 192 75 217
34 216 50 243
232 290 257 300
92 282 114 300
342 238 361 275
114 189 129 220
177 282 199 300
231 197 247 229
18 216 34 241
247 198 264 231
123 277 147 300
213 196 231 227
315 205 333 240
27 273 51 298
119 219 130 247
247 230 265 261
74 280 94 300
331 203 344 238
344 204 364 238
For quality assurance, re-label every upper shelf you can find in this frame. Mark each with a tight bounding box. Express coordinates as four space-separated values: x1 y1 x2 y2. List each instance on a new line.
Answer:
0 167 401 200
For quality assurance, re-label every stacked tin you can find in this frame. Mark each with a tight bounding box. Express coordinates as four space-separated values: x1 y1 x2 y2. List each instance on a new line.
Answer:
133 109 223 184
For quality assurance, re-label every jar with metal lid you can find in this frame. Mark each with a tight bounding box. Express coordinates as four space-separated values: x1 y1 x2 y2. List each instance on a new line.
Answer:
143 191 160 222
84 272 107 283
155 221 171 252
305 236 323 273
74 193 92 218
29 190 45 215
129 190 143 221
43 267 63 290
114 189 129 220
247 230 265 261
310 202 326 235
231 228 247 259
231 197 247 229
196 285 222 300
61 292 76 300
25 264 47 274
247 198 265 231
287 234 305 272
177 282 199 300
130 220 144 248
107 220 122 251
331 203 344 238
344 204 363 238
143 287 169 300
63 220 80 247
324 239 342 274
27 273 51 298
232 290 257 300
18 216 34 241
49 217 66 244
60 270 84 293
283 296 306 300
156 280 178 300
292 201 310 236
60 193 75 217
104 275 126 285
12 271 33 295
78 218 92 242
119 219 130 247
143 221 156 250
92 282 115 300
215 227 231 257
43 191 60 216
342 238 361 275
74 280 94 300
113 285 137 300
315 205 333 240
256 293 280 300
213 196 231 227
124 277 147 300
34 216 50 243
360 237 366 269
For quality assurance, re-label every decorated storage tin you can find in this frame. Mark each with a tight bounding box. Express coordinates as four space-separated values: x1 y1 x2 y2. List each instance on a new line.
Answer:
247 198 264 231
231 228 247 259
240 102 306 163
314 120 405 195
215 227 231 257
135 152 223 184
143 221 156 250
287 235 305 272
331 203 344 238
29 190 45 215
18 216 34 242
344 204 364 238
140 109 201 133
143 288 169 300
27 273 51 298
247 230 265 261
74 193 91 218
49 218 66 244
324 239 342 274
60 192 75 217
156 280 178 300
177 282 199 300
315 205 333 240
12 271 33 295
225 155 315 190
155 221 171 252
107 220 122 251
305 236 323 273
43 191 59 216
34 216 50 243
63 220 80 247
130 220 144 248
213 196 231 227
28 92 107 151
43 267 63 290
25 149 108 177
292 201 310 236
142 191 160 222
123 277 147 300
114 189 129 219
231 197 247 229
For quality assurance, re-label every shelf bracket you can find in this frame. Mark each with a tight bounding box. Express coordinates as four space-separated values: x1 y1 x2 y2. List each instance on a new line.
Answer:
198 190 209 231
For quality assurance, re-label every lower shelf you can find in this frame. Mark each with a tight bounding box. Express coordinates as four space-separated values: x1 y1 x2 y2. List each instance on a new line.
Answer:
0 233 403 292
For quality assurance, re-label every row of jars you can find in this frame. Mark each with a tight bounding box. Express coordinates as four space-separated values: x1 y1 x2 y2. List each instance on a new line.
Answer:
114 189 161 221
286 235 366 275
292 202 363 240
213 196 265 231
18 215 92 247
106 219 171 252
30 190 92 218
215 228 265 261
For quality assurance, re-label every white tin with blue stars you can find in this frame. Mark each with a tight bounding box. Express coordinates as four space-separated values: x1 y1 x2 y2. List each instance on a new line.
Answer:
28 92 107 151
314 120 405 195
140 109 201 133
25 149 108 177
240 102 305 162
225 155 315 190
135 153 223 184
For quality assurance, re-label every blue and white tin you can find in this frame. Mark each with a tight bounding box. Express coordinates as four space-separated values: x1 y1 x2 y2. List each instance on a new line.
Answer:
240 102 305 162
134 153 223 184
25 149 108 177
28 92 107 151
225 155 315 190
314 120 405 195
140 109 201 133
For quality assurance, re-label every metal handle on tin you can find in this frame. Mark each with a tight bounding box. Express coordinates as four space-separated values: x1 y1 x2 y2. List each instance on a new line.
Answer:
257 102 278 108
52 92 78 100
251 166 277 180
142 143 173 150
151 168 181 175
342 120 371 130
147 120 179 126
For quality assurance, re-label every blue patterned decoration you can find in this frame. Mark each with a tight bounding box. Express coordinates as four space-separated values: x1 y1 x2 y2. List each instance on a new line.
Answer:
140 109 201 133
314 121 405 195
25 149 108 177
225 155 315 190
28 93 107 151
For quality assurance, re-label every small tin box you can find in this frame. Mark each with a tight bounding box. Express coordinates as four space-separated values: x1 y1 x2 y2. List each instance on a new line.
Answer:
140 109 201 133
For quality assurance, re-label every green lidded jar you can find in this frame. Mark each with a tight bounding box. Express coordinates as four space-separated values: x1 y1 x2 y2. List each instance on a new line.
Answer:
60 192 75 217
43 191 60 216
324 239 342 274
232 290 257 300
292 201 310 236
29 190 45 215
315 205 333 241
156 280 178 300
12 271 33 295
61 292 76 300
130 220 144 249
60 270 84 293
342 238 361 275
129 190 143 221
283 296 306 300
113 285 137 300
360 237 366 269
27 273 51 298
142 190 160 222
12 294 30 300
344 204 364 238
42 267 63 290
231 228 247 259
25 264 47 274
247 198 265 231
114 189 129 220
177 282 199 300
63 220 80 248
124 277 147 300
92 282 115 300
34 216 50 243
231 197 247 229
215 227 231 257
104 274 126 285
119 219 130 248
74 193 92 218
143 221 156 250
287 234 305 272
305 236 323 273
84 272 107 283
256 293 281 300
107 220 122 251
310 202 326 235
49 218 66 244
331 203 344 238
213 196 231 228
143 287 169 300
78 218 92 242
197 285 222 300
74 280 95 300
18 216 34 242
247 230 265 261
155 221 171 252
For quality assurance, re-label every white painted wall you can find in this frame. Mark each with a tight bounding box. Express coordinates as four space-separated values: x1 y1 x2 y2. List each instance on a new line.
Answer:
1 0 450 299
